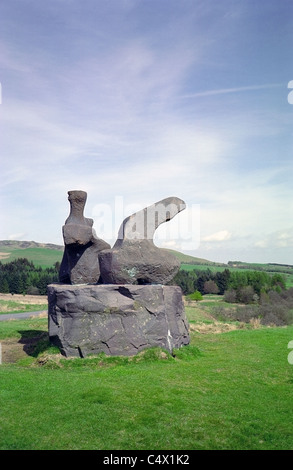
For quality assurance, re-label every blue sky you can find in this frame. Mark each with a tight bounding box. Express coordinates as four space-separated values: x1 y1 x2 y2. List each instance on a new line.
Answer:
0 0 292 264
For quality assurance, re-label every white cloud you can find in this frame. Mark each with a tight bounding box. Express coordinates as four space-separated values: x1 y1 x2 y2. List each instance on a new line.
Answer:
277 232 292 242
254 239 268 249
255 229 293 250
202 230 232 242
8 233 27 241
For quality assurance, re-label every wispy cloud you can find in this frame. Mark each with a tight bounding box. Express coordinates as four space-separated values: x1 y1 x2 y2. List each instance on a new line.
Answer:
181 83 283 99
255 229 293 250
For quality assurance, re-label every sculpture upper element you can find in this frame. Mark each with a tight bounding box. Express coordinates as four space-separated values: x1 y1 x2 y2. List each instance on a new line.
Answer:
59 191 186 286
59 190 110 284
99 197 186 285
65 190 90 225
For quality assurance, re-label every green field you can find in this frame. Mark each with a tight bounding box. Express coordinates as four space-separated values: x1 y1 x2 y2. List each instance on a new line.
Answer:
181 263 227 272
1 303 293 450
0 245 63 268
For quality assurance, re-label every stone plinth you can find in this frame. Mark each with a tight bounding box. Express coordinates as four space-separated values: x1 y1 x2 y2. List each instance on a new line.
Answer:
48 284 190 358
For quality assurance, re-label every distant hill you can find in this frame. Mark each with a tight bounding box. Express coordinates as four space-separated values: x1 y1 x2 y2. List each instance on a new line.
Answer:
227 260 293 274
0 240 64 268
0 240 64 250
0 241 216 265
163 249 227 266
1 241 292 278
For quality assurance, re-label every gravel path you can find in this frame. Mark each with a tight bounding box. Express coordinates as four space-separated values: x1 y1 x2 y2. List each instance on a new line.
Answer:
0 310 47 321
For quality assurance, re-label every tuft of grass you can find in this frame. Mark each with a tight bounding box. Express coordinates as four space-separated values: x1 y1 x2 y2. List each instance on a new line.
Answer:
36 347 177 370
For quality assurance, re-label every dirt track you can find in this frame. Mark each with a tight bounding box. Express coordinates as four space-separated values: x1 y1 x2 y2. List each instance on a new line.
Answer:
0 311 47 321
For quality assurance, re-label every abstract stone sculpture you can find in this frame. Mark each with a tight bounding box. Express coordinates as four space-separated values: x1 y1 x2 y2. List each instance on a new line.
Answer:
98 196 186 285
48 191 190 358
59 190 110 284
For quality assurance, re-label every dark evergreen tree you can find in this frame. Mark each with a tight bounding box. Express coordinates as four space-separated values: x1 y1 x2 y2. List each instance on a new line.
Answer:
0 258 59 294
215 269 230 294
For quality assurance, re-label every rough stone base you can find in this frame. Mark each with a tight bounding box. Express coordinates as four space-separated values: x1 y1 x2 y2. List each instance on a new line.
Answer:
47 283 190 357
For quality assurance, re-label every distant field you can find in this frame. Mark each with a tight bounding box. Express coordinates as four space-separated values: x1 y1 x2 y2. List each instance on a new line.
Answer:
180 263 293 288
0 246 63 268
228 261 293 274
181 263 227 273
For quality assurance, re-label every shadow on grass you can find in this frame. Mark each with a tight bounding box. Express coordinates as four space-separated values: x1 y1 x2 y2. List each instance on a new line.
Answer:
18 330 51 357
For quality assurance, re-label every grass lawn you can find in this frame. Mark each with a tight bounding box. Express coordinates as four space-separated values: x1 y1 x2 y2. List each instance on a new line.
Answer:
0 309 293 450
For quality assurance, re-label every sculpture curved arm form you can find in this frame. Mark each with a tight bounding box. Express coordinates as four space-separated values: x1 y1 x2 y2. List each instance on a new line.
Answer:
115 196 186 246
99 196 186 285
59 190 110 284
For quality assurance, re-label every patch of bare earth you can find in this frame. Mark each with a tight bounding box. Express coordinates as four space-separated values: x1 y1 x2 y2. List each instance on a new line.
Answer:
189 322 240 334
1 336 44 363
189 317 262 334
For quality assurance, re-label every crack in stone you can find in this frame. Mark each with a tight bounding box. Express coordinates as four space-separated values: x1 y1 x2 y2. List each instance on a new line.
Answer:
77 346 84 358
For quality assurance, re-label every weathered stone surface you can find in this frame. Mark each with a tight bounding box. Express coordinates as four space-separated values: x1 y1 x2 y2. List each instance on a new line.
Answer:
48 283 190 357
59 190 110 284
99 196 186 285
99 239 181 285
